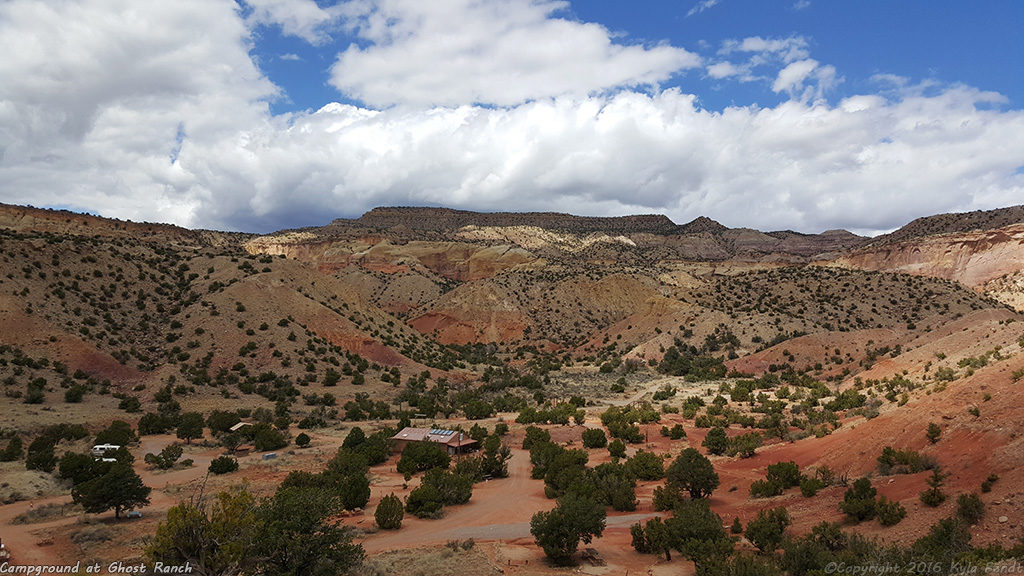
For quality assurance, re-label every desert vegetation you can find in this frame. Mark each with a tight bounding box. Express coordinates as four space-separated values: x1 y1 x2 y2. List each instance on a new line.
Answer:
1 203 1023 574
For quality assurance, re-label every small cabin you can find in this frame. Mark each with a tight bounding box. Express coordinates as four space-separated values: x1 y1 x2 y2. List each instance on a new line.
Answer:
390 427 478 456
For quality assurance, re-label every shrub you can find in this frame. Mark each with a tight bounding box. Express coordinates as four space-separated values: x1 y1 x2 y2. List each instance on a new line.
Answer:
750 479 784 498
728 432 762 458
530 493 606 565
631 522 649 553
631 517 675 561
840 478 877 521
911 517 972 560
25 437 56 472
529 441 581 480
666 448 719 499
405 484 444 518
144 445 183 470
956 493 985 524
702 427 728 455
64 386 85 403
253 425 287 452
981 473 998 493
397 441 450 476
626 451 664 480
343 427 367 452
591 462 637 511
1 436 23 462
920 489 946 507
652 485 683 511
422 468 473 506
926 423 941 443
766 461 801 489
607 439 626 460
745 507 791 553
375 493 404 529
463 399 494 420
138 413 175 435
118 395 141 413
877 446 936 475
59 452 99 485
295 433 310 447
876 496 906 526
919 469 947 507
324 450 371 510
800 476 825 497
522 426 550 450
581 428 607 448
95 420 135 446
208 456 239 475
749 461 803 498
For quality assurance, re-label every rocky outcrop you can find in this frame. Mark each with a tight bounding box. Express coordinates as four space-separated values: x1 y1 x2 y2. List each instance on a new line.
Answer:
245 234 536 281
835 223 1024 289
983 270 1024 311
339 206 680 235
409 282 530 344
455 225 636 253
252 207 868 266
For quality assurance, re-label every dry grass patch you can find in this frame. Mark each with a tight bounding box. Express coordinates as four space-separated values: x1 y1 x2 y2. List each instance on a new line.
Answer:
355 545 495 576
12 502 81 524
0 463 67 503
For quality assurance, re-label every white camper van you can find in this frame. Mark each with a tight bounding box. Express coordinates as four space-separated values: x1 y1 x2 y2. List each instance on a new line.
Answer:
91 443 121 459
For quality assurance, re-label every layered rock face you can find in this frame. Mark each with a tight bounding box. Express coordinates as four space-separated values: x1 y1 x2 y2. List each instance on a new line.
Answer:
984 271 1024 311
836 223 1024 289
246 205 1024 312
342 206 680 235
246 233 537 281
249 207 870 277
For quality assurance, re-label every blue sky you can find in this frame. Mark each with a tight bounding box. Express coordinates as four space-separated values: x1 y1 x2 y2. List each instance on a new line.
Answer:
0 0 1022 234
254 1 1024 115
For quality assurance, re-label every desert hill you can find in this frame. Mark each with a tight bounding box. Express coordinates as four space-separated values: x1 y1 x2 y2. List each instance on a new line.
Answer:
0 203 250 247
834 205 1024 309
2 201 1024 572
341 206 681 235
867 204 1024 247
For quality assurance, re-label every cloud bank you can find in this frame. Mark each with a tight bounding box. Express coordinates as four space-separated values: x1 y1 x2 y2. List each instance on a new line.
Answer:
329 0 701 107
0 0 1021 235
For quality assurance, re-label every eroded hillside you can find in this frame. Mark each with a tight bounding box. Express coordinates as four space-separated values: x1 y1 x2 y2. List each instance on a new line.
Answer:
3 203 1024 573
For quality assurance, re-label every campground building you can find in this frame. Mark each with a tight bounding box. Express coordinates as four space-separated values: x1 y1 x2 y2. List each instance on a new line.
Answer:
391 427 478 455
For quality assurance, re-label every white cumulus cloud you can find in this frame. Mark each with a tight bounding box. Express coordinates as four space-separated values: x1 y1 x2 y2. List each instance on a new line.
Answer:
328 0 701 107
0 0 1022 236
242 0 344 44
706 61 741 79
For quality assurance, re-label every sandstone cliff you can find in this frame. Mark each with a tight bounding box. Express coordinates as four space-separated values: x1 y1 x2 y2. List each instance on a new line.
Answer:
835 223 1024 290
